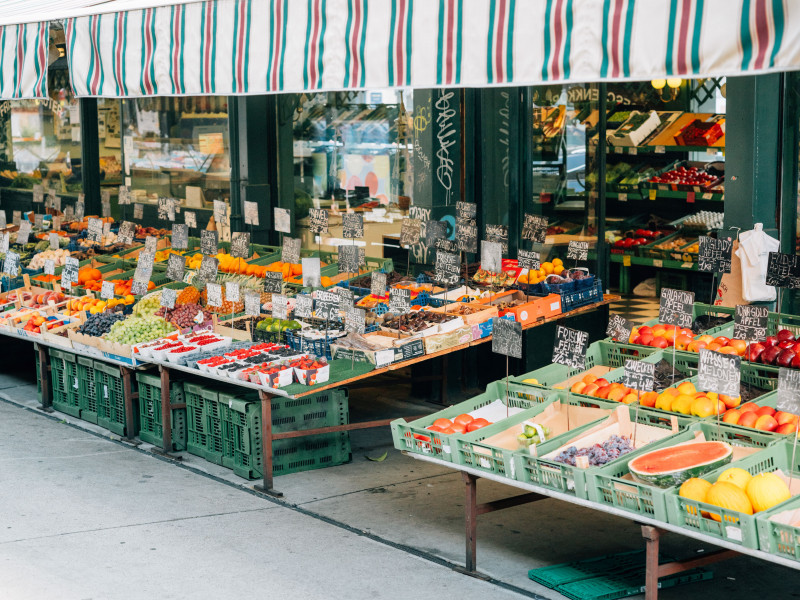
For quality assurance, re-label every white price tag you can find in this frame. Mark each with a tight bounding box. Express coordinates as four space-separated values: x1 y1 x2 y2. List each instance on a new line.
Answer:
655 146 666 154
653 259 663 268
618 193 627 202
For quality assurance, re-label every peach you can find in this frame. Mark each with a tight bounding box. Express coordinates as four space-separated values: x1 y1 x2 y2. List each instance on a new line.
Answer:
582 373 598 384
687 340 707 353
723 409 741 425
640 391 658 407
776 412 799 427
729 339 747 356
607 388 626 403
715 400 727 415
675 334 694 350
720 394 741 409
738 412 759 428
777 423 799 435
755 415 779 432
594 378 609 388
756 406 776 418
570 381 587 394
582 383 600 397
595 385 612 400
739 402 760 413
697 334 714 344
622 392 639 405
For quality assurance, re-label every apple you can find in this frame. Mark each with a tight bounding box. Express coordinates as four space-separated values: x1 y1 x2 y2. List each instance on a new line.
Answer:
777 329 795 342
762 345 782 365
764 335 779 347
747 343 765 362
779 340 796 350
778 349 797 368
756 406 776 418
791 353 800 369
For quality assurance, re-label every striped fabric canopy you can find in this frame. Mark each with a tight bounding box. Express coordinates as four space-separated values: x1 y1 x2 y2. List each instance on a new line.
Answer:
0 21 49 98
47 0 800 98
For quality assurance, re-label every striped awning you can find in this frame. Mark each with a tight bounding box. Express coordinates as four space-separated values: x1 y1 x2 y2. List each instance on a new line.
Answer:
0 21 49 99
54 0 800 98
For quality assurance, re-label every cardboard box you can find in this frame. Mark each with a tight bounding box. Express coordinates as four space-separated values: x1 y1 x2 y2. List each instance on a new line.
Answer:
477 291 561 325
428 302 498 326
423 326 473 355
331 333 426 367
607 110 662 147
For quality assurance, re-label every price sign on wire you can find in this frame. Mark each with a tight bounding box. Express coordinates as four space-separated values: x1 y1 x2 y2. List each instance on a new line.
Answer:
213 200 227 226
308 208 328 234
622 359 655 392
61 257 79 288
345 306 366 334
342 213 364 239
517 249 541 272
264 271 283 294
481 240 503 274
456 219 478 254
44 259 55 276
49 232 60 251
101 280 115 300
766 252 800 289
200 230 218 256
492 317 522 359
698 236 733 273
370 272 387 296
34 213 44 229
400 218 421 248
87 218 103 243
225 282 240 303
777 368 800 415
389 288 411 314
244 291 262 316
118 221 135 245
16 220 31 245
302 257 321 288
456 201 477 222
606 314 634 343
315 290 339 321
272 294 289 320
274 207 292 233
659 287 695 329
698 348 741 397
244 201 260 226
484 224 509 254
424 220 447 249
12 211 21 227
198 256 219 283
118 185 130 205
184 211 197 229
131 279 149 296
335 287 354 309
0 233 8 254
733 305 768 342
33 184 44 204
144 235 158 254
522 214 548 244
171 224 189 250
166 253 186 282
338 245 361 274
135 252 155 284
231 231 250 259
206 283 223 308
435 250 461 286
552 325 589 369
281 236 301 264
566 240 589 261
3 251 20 277
157 197 169 220
295 294 313 319
133 203 143 220
160 287 177 310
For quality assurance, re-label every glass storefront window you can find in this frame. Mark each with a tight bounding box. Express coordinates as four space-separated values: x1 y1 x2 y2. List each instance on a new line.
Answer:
98 98 122 190
121 97 231 208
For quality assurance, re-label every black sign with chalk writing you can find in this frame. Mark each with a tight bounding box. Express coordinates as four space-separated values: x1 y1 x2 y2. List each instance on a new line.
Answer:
777 368 800 415
456 201 477 222
435 250 461 285
281 237 301 264
338 245 361 274
264 271 283 294
389 288 411 314
295 295 313 319
118 221 135 245
566 240 589 261
517 249 541 272
131 279 148 296
371 272 387 296
522 214 548 244
345 306 366 334
134 252 154 284
622 359 655 392
606 314 634 343
698 348 741 397
435 237 459 254
244 291 262 316
342 213 364 239
659 288 695 328
198 256 219 283
315 291 339 320
733 305 768 342
698 236 733 273
552 325 589 369
166 254 185 282
231 232 250 259
766 252 800 289
200 230 218 256
15 221 30 245
160 288 177 310
308 208 328 234
335 287 354 309
492 317 522 359
424 220 447 249
456 219 478 254
171 224 188 250
400 219 421 247
132 203 142 220
485 224 509 254
3 251 19 276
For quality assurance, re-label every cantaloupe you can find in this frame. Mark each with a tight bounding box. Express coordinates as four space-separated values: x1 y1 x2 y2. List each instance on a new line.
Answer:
716 467 752 490
705 481 753 522
679 478 712 516
746 472 791 513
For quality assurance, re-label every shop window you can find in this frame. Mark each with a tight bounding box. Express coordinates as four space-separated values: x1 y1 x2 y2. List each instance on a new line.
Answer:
121 97 231 210
98 98 122 193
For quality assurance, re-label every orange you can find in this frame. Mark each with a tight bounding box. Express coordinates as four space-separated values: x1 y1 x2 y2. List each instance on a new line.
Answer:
728 339 747 356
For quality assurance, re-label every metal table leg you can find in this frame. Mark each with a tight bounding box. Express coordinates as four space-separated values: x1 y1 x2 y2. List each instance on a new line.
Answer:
151 365 181 460
253 390 283 498
120 366 138 441
37 343 53 413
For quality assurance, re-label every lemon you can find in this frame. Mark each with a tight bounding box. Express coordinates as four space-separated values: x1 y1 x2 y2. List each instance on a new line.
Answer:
522 378 539 385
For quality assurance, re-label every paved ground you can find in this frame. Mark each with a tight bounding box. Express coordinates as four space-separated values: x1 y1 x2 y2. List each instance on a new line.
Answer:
1 348 798 600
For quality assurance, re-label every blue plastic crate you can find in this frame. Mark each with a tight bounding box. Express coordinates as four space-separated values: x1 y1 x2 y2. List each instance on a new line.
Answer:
561 279 604 312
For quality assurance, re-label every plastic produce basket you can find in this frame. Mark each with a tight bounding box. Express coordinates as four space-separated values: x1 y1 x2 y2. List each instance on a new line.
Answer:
136 372 186 451
76 356 98 424
34 347 42 405
666 440 800 549
94 361 135 437
588 421 779 522
391 379 558 462
756 484 800 562
185 382 208 459
49 348 81 418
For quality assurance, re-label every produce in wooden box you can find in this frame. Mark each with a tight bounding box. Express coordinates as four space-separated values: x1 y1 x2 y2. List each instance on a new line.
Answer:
628 441 732 487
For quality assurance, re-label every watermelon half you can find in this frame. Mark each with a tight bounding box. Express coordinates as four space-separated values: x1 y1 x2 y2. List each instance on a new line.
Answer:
628 441 732 488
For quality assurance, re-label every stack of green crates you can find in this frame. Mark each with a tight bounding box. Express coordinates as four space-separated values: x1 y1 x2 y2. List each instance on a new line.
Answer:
184 380 351 479
76 356 98 424
49 348 81 418
34 347 42 406
136 372 187 451
94 362 137 436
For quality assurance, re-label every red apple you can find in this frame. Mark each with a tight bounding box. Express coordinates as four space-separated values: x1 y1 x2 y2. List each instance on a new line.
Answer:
791 353 800 369
777 329 795 342
779 340 796 350
762 345 782 365
747 343 765 362
778 349 797 368
764 335 779 347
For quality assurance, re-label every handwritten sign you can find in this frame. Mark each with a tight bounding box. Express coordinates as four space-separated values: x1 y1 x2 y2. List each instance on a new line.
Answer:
295 294 313 318
184 211 197 229
0 233 8 253
302 257 321 288
85 218 102 242
766 252 800 289
34 213 44 229
15 220 31 245
659 287 695 328
200 230 218 255
777 368 800 415
272 294 289 320
101 281 115 300
206 283 223 307
102 198 111 219
144 236 158 254
12 211 21 226
53 196 61 212
61 257 79 288
3 251 19 276
118 186 130 205
400 218 421 247
224 282 240 303
157 197 169 220
424 220 447 249
456 201 477 221
435 250 461 285
456 219 478 254
244 291 262 316
315 290 339 320
131 279 149 296
274 207 291 233
335 287 354 309
49 232 60 251
338 245 361 274
118 221 135 244
517 249 541 272
606 314 634 343
33 184 44 204
281 236 301 264
64 205 74 222
134 251 155 284
213 199 227 226
198 256 219 283
733 305 768 342
623 359 655 392
481 240 503 274
522 214 548 244
485 224 509 254
345 306 366 334
133 203 143 220
160 287 177 309
698 348 741 397
44 260 55 276
231 232 250 259
342 213 364 239
492 317 522 359
171 224 188 250
370 272 387 296
244 200 260 226
552 325 589 369
264 271 283 294
389 288 411 314
567 240 589 261
308 208 328 234
166 254 186 282
698 236 733 273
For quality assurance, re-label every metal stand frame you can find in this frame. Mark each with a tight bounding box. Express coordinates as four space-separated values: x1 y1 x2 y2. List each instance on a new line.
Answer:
36 343 53 412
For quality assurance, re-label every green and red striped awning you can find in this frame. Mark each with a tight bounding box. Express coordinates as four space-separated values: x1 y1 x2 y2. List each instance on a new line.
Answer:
0 0 793 99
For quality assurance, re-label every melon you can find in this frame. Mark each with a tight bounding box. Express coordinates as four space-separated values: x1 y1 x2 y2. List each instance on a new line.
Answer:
628 441 733 488
678 478 712 516
705 481 753 522
746 472 791 512
716 467 752 490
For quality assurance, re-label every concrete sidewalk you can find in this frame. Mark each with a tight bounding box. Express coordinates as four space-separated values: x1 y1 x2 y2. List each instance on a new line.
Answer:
1 361 797 600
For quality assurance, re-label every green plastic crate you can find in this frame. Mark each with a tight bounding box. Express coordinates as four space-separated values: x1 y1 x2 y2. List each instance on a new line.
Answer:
34 347 42 405
391 379 558 462
185 382 208 458
76 356 98 424
136 372 186 451
588 422 779 522
756 481 800 561
49 348 81 418
201 386 227 466
666 440 800 549
614 303 734 340
94 361 135 436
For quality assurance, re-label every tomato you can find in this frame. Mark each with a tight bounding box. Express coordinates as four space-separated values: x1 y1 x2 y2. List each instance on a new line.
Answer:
449 422 467 434
433 418 453 429
466 418 491 432
453 413 474 426
426 425 445 432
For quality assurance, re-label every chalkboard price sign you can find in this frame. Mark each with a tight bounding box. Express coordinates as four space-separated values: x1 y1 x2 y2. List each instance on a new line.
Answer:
698 348 741 397
200 230 218 255
224 282 240 303
131 279 148 297
492 317 522 359
522 214 548 244
552 325 589 369
15 220 31 245
274 207 291 233
371 272 387 296
118 186 130 205
400 218 421 247
481 240 503 274
623 359 655 392
118 221 135 245
244 291 262 316
389 288 411 314
777 368 800 415
12 211 20 226
101 281 115 300
213 200 227 226
281 236 301 264
342 213 364 239
517 249 541 272
435 237 459 254
33 184 44 204
184 211 197 229
308 208 328 234
733 304 768 342
145 236 158 254
0 210 6 230
231 232 250 258
345 306 366 334
435 250 461 285
456 201 477 221
335 287 355 309
53 196 62 212
272 294 289 320
264 271 283 294
243 201 259 226
34 214 44 229
61 257 80 286
198 256 219 283
698 236 733 273
485 224 509 254
424 220 447 249
0 233 8 253
295 294 313 319
566 240 589 261
166 253 186 282
135 251 155 284
171 224 189 250
3 251 19 277
157 197 169 220
63 204 73 221
338 244 361 274
315 290 339 321
766 252 800 289
456 220 478 254
160 287 177 310
206 283 223 308
659 287 695 328
133 203 143 220
606 314 634 343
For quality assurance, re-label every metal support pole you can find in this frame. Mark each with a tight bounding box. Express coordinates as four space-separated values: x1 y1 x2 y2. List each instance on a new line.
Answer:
160 365 172 453
37 343 52 412
120 366 136 441
641 525 661 600
462 472 478 573
254 390 283 498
